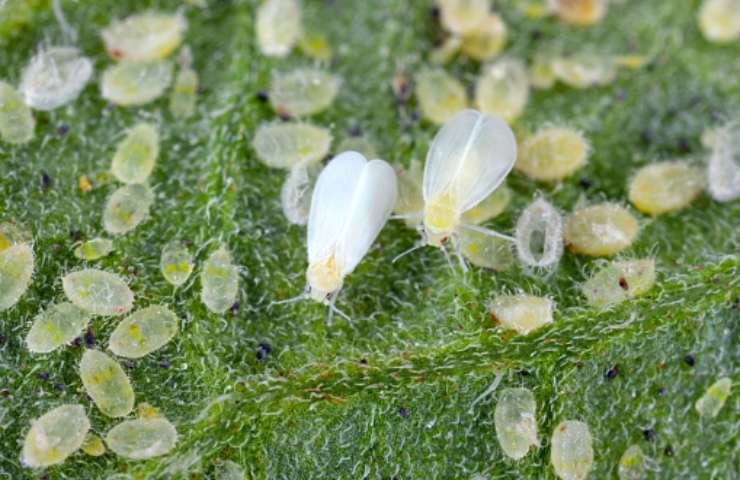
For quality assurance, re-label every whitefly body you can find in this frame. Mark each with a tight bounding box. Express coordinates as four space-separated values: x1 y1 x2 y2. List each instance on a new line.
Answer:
19 46 93 110
422 109 516 246
306 151 397 302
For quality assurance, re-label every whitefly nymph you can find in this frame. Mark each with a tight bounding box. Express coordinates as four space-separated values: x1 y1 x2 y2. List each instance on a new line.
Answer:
279 151 397 318
19 46 93 111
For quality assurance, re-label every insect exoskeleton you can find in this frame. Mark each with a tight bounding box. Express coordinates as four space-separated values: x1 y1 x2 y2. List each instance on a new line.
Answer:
563 203 639 257
22 404 90 468
281 163 322 225
698 0 740 44
550 420 594 480
421 109 516 249
550 54 617 89
269 68 340 118
0 80 35 144
707 121 740 202
515 198 564 268
547 0 608 26
695 377 732 418
252 121 332 169
306 151 397 303
494 387 538 460
416 68 468 125
105 416 177 460
628 161 705 216
256 0 302 57
618 444 646 480
475 57 530 123
101 61 173 106
19 46 93 110
101 12 186 61
438 0 491 35
460 13 507 61
0 241 34 311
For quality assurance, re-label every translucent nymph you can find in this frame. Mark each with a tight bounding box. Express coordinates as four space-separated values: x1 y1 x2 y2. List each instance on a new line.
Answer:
269 68 340 117
438 0 491 34
103 183 155 235
160 241 194 286
547 0 607 26
551 54 616 89
564 203 639 257
109 305 178 358
416 68 468 125
517 127 589 181
111 123 160 184
459 229 514 271
698 0 740 44
707 121 740 202
460 13 507 61
200 246 239 314
19 46 93 110
0 221 31 251
494 387 538 460
695 377 732 418
515 198 563 268
105 417 177 460
281 163 322 225
101 61 173 106
62 269 134 316
0 80 35 144
550 420 594 480
529 55 556 90
0 243 34 311
252 122 332 169
22 404 90 468
618 444 646 480
81 433 107 457
79 349 135 418
628 161 705 216
101 12 186 61
461 184 511 225
216 460 246 480
475 58 530 123
73 238 114 261
490 294 553 335
394 159 425 228
25 302 90 353
256 0 302 57
169 66 198 118
299 30 333 63
582 259 656 309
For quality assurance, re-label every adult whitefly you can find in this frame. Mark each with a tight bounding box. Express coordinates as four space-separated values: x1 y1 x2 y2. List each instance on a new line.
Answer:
73 237 114 260
618 444 646 480
256 0 302 57
628 161 705 216
200 246 239 314
101 61 173 106
582 259 655 309
564 203 639 257
109 305 178 358
160 241 194 286
62 269 133 316
25 302 90 353
19 46 93 110
515 198 563 268
475 58 529 123
281 163 322 225
101 12 186 61
550 420 594 480
695 377 732 418
707 121 740 202
252 121 332 169
22 404 90 468
80 349 135 418
416 68 468 125
269 68 340 117
111 123 159 184
494 387 538 460
105 417 177 460
490 294 553 335
103 183 155 235
0 80 35 144
0 242 34 311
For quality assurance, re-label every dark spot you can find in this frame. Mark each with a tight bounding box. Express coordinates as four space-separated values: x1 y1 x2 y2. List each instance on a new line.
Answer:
158 360 171 369
578 178 592 190
732 297 739 309
84 329 95 346
676 137 690 153
104 102 115 112
0 335 6 344
72 337 82 347
618 277 629 290
40 172 52 190
255 91 269 102
109 48 123 60
640 129 654 145
230 301 240 313
57 124 69 136
359 358 368 365
256 342 272 362
664 444 674 457
517 369 531 377
38 473 49 480
70 229 82 241
575 362 584 369
657 386 666 396
392 74 411 103
615 90 627 101
0 389 10 397
398 407 409 418
683 355 695 367
123 360 136 370
410 109 419 121
530 29 543 41
37 372 50 381
429 6 440 19
53 383 65 392
642 428 656 442
347 126 362 137
278 111 292 121
605 366 618 379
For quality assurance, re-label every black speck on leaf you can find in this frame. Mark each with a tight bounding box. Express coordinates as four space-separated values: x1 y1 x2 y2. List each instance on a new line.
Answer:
664 445 674 457
255 91 269 102
398 407 409 418
676 137 690 153
57 124 69 136
683 355 695 367
643 428 656 442
619 277 629 290
37 372 50 381
230 301 240 313
517 369 531 377
40 172 52 190
578 178 593 189
123 360 136 370
257 342 272 362
429 6 439 19
72 337 82 347
606 366 618 379
158 360 171 369
84 329 95 346
53 383 65 392
70 229 82 241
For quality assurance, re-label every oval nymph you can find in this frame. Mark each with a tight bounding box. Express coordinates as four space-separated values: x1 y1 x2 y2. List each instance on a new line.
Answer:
548 0 608 26
80 349 135 418
19 46 93 110
564 203 639 257
256 0 302 57
551 54 616 89
707 121 740 202
695 377 732 418
460 13 507 61
515 198 563 268
105 416 177 460
73 237 115 261
103 183 155 235
200 246 239 314
422 109 516 246
25 302 90 353
438 0 491 34
474 58 529 123
517 127 589 181
101 61 173 106
109 305 178 358
252 121 332 169
281 163 322 225
160 241 194 286
628 161 705 215
494 387 538 460
111 123 159 184
550 420 594 480
306 151 397 302
415 68 468 125
62 269 133 316
269 68 340 117
618 444 646 480
101 12 186 61
490 294 553 335
0 80 35 144
22 404 90 468
699 0 740 43
0 242 34 311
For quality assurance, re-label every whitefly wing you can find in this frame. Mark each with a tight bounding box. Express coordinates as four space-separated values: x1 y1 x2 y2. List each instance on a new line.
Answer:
423 109 516 213
307 151 367 264
334 159 397 275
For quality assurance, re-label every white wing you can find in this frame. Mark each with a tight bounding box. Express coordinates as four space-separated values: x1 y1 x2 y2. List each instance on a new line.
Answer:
307 152 397 276
423 109 516 213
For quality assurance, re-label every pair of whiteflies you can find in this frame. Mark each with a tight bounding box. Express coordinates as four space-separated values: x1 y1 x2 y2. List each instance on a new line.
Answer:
277 108 517 318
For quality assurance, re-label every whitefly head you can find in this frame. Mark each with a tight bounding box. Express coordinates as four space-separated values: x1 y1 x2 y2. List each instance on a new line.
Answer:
306 151 397 302
422 109 516 246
